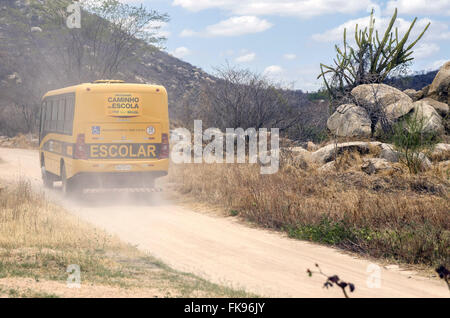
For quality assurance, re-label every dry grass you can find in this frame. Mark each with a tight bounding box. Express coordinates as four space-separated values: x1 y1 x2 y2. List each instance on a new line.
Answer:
169 153 449 267
0 180 253 298
0 134 38 150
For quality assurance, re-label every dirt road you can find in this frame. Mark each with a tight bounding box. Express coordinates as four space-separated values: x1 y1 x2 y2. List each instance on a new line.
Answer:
0 147 448 298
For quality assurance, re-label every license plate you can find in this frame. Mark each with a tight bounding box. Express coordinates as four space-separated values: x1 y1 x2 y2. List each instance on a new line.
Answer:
115 165 132 171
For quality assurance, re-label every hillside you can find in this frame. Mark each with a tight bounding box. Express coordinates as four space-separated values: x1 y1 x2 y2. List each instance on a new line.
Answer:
386 70 439 91
0 0 215 128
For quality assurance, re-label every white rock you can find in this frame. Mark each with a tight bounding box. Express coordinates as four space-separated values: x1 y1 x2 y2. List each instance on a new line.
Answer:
311 141 381 164
30 26 42 33
327 104 372 138
428 60 450 102
379 143 400 163
318 161 337 172
361 158 394 175
351 84 414 120
403 89 418 100
410 100 444 134
421 98 449 117
430 143 450 161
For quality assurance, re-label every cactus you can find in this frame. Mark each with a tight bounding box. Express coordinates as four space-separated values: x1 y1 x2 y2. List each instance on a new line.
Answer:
318 9 430 101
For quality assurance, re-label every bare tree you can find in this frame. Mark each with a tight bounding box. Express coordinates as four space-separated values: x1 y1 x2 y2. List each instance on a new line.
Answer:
28 0 169 82
191 64 304 132
0 0 169 135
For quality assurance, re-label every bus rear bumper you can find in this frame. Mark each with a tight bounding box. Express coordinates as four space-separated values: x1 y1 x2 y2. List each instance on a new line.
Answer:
69 159 168 175
68 159 169 188
70 171 167 189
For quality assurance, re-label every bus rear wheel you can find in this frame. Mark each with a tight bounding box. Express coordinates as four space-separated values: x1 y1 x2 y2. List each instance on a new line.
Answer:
61 164 79 197
41 165 53 189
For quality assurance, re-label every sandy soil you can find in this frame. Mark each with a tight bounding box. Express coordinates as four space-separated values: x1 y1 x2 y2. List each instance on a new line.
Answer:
0 147 448 298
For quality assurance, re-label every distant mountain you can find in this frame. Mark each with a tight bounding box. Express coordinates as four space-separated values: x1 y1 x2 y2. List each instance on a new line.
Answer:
385 70 438 91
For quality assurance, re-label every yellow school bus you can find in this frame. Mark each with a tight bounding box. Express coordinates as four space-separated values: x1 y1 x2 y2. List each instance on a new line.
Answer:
39 80 170 195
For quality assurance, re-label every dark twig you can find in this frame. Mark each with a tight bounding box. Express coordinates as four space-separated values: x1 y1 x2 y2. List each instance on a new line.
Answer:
435 265 450 291
307 263 356 298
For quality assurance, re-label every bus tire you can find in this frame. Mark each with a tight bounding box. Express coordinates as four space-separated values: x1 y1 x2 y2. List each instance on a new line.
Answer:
41 163 53 189
61 163 79 197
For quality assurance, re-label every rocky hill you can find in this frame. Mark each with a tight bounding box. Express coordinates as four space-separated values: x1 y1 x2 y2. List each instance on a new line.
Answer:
386 70 438 91
0 0 215 122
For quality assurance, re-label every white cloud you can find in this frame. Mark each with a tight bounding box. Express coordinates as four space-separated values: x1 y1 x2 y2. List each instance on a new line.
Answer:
311 11 449 67
206 16 272 36
180 29 197 37
413 43 440 59
424 59 450 72
182 16 273 37
172 0 376 18
170 47 191 59
283 53 297 60
385 0 450 16
264 65 283 75
312 14 434 43
235 52 256 63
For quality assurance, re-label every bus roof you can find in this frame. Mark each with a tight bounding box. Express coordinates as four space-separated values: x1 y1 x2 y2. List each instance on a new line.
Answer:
42 82 166 100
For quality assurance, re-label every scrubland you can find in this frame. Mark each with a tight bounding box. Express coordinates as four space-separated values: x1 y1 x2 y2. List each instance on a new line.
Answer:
169 150 449 268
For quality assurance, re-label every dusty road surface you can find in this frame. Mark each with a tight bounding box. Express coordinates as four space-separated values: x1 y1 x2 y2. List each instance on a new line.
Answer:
0 147 448 298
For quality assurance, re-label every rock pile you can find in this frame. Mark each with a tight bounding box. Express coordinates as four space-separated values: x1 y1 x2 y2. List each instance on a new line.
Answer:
327 61 450 137
288 141 449 174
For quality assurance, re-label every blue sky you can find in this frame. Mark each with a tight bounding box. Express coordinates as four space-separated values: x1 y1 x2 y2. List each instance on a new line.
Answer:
121 0 450 92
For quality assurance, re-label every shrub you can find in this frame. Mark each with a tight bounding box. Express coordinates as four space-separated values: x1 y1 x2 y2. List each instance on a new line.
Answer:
318 8 430 102
391 112 439 174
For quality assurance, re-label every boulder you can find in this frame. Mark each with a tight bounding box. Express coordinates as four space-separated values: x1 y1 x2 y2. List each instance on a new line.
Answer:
410 100 444 134
428 61 450 104
383 99 415 121
437 160 450 171
327 104 372 138
351 84 414 120
403 89 418 101
289 147 312 162
417 153 432 171
415 89 425 100
361 158 393 175
311 141 381 164
318 161 337 173
306 141 318 152
421 98 449 117
30 26 42 33
7 72 22 85
379 144 400 163
430 143 450 161
421 85 430 97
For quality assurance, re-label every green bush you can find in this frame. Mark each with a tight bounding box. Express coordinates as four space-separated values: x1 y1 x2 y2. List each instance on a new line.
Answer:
318 9 430 99
391 112 439 174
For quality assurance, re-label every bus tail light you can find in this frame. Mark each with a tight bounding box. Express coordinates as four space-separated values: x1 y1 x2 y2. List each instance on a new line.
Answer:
160 133 169 159
74 134 88 159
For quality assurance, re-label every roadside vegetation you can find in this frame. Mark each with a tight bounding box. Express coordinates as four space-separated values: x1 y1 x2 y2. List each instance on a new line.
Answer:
169 155 449 267
0 179 253 298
